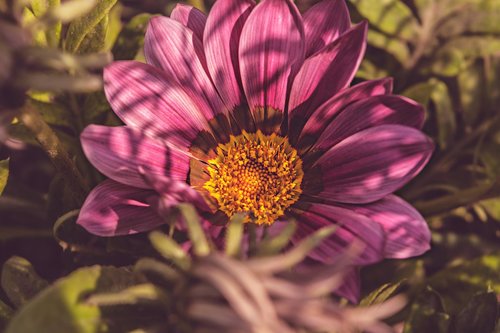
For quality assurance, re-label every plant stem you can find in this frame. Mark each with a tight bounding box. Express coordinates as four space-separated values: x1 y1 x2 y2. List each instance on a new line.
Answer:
19 103 89 204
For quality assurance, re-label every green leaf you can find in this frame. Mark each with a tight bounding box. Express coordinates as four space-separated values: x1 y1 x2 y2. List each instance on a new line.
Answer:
5 266 137 333
64 0 117 53
0 159 8 195
30 0 61 47
1 256 49 308
455 291 498 333
255 222 296 256
403 287 450 333
149 232 191 270
367 30 410 64
111 13 151 60
29 98 72 128
360 281 404 306
178 203 210 257
430 79 456 149
225 213 245 257
350 0 418 39
77 15 108 54
0 299 13 331
429 255 500 314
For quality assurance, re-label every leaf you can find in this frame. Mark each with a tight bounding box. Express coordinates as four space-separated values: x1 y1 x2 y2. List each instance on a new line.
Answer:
479 197 500 221
454 291 498 333
367 30 410 64
0 158 8 195
111 13 151 61
225 213 245 257
77 15 108 54
178 203 210 257
256 222 296 256
30 0 61 47
360 281 405 306
5 266 138 333
430 79 456 149
0 299 13 331
403 287 450 333
64 0 117 53
29 98 73 128
1 256 49 308
459 61 488 126
429 255 500 314
350 0 418 40
149 231 191 270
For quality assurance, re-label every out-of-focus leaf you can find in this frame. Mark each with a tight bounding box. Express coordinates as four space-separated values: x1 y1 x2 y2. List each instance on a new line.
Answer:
350 0 418 39
0 299 13 332
403 287 450 333
0 158 8 195
360 281 404 306
29 98 72 128
431 48 466 77
149 232 191 270
256 222 296 256
225 213 245 257
1 256 49 308
367 30 410 64
178 204 210 257
23 7 47 46
64 0 117 53
104 3 122 50
454 291 498 333
112 13 151 61
15 72 102 92
30 0 61 47
5 266 137 333
356 59 390 80
403 81 433 106
77 15 108 54
479 197 500 221
430 79 456 149
46 0 97 23
429 255 500 313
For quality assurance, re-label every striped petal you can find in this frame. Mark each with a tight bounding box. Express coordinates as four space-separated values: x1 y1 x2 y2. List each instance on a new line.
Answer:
103 61 213 148
81 125 190 189
303 0 351 56
170 4 207 41
77 180 163 236
307 125 434 204
204 0 255 110
239 0 305 132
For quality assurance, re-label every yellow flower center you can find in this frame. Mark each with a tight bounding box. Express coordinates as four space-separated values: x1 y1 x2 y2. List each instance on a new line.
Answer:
203 131 303 225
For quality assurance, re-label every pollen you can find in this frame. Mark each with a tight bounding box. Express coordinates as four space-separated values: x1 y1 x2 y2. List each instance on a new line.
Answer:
203 131 303 225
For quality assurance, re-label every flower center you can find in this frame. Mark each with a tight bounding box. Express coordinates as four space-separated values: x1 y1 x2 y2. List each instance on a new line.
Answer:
203 131 303 225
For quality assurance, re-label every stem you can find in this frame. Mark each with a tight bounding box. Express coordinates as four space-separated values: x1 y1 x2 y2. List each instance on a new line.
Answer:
19 103 89 204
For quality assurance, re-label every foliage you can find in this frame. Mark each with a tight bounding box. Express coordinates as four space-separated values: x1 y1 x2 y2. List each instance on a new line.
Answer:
0 0 500 332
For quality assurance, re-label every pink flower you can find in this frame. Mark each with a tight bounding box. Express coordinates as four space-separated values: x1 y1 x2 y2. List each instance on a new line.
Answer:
78 0 433 300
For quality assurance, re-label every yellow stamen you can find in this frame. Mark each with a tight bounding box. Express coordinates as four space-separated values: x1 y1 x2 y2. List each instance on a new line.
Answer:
203 131 303 225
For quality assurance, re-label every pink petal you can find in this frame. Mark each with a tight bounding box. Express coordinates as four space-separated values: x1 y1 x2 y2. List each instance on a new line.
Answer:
139 170 211 214
170 4 207 41
293 78 393 145
144 16 226 120
77 180 164 236
288 22 367 128
335 267 361 303
312 95 425 151
308 125 434 204
103 61 213 148
346 195 431 259
238 0 305 131
291 203 385 265
303 0 351 56
204 0 255 110
81 125 190 189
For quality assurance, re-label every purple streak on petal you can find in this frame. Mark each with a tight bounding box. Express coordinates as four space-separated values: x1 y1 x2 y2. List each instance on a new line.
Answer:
294 78 393 144
144 16 226 118
204 0 255 110
138 168 211 214
239 0 305 113
77 180 164 236
170 4 207 41
312 95 425 151
81 125 190 189
103 61 213 148
346 195 431 259
309 125 434 204
335 267 361 303
288 22 367 126
292 203 385 265
303 0 351 57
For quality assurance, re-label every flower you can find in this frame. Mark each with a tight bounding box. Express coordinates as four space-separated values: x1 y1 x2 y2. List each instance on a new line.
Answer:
77 0 434 300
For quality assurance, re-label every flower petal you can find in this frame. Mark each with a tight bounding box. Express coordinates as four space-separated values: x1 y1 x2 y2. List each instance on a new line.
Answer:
170 4 207 41
303 0 351 56
312 95 425 151
291 203 385 265
204 0 255 110
103 61 213 148
288 22 367 126
335 267 360 303
307 125 434 204
81 125 190 189
346 195 431 259
239 0 305 132
77 180 164 236
292 78 393 145
144 16 226 119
